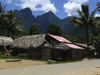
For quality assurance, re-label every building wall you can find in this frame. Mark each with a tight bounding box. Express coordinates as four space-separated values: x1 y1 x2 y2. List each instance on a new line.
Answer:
72 50 84 60
41 49 51 60
51 49 59 60
27 48 42 59
52 40 59 45
27 48 51 60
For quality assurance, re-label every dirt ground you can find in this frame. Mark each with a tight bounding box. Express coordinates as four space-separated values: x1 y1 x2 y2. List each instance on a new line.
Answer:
0 59 47 69
0 58 99 69
0 58 100 75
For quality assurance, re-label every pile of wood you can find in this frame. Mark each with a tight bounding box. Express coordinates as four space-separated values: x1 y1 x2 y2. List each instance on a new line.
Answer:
6 59 22 62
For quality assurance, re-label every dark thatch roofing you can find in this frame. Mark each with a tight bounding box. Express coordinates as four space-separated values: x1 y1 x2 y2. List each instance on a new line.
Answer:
11 34 52 49
53 43 71 51
0 36 13 46
75 43 95 50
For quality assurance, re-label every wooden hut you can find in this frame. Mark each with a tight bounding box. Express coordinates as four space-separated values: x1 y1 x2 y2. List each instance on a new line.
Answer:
46 34 84 60
75 43 95 58
11 34 52 60
11 34 85 60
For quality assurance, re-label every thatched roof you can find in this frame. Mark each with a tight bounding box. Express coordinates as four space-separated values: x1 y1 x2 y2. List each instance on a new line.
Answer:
0 36 13 46
75 43 95 50
53 43 71 50
11 34 52 49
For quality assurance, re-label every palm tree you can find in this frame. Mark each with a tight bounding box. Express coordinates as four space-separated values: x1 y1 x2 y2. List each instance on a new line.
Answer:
89 28 100 47
89 28 100 56
97 2 100 13
0 2 6 13
70 5 100 57
5 10 24 36
0 2 7 35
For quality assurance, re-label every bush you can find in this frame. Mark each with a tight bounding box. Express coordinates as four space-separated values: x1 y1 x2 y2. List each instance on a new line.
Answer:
0 51 2 56
17 53 27 58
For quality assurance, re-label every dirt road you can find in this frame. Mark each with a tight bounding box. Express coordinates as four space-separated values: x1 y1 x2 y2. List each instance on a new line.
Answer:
0 59 100 75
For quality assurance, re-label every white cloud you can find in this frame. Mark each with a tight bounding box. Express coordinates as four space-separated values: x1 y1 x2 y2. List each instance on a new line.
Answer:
7 0 12 4
69 0 89 3
94 14 100 17
0 0 12 4
14 0 58 13
67 13 72 16
63 1 81 15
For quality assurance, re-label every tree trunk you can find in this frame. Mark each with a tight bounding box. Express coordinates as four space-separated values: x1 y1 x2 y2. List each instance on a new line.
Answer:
1 39 9 53
7 29 10 37
86 27 89 58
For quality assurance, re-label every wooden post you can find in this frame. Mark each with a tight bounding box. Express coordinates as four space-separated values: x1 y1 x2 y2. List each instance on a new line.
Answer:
1 39 9 53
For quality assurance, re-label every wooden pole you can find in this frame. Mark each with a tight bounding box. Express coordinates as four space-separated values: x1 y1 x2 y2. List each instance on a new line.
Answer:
1 39 9 53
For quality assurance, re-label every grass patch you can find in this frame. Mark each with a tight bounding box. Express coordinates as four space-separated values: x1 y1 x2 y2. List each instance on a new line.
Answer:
0 51 38 60
47 59 82 64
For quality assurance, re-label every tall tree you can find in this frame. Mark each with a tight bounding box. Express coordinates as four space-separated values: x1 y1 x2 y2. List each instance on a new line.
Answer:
89 28 100 55
28 25 41 35
5 10 24 36
97 2 100 13
0 2 6 13
0 2 7 36
46 24 62 36
70 5 100 57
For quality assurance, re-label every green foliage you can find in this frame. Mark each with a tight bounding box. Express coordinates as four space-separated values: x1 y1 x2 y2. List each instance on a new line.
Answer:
0 51 40 61
63 35 86 43
5 10 24 36
0 51 2 56
28 25 41 35
17 53 27 59
18 31 28 36
0 2 6 13
97 2 100 13
47 59 82 64
0 7 24 37
89 28 100 55
0 51 27 59
0 3 7 31
66 27 86 37
70 4 100 57
46 24 62 36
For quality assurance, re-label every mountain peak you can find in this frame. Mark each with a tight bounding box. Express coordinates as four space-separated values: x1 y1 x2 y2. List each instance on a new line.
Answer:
23 7 31 11
42 11 55 16
20 7 32 15
46 11 54 14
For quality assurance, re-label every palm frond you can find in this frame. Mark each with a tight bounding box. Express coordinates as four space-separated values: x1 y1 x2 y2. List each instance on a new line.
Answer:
77 9 88 22
81 5 89 18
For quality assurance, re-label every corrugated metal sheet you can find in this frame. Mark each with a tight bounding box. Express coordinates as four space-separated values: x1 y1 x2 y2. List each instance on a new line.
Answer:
48 34 84 49
48 34 72 43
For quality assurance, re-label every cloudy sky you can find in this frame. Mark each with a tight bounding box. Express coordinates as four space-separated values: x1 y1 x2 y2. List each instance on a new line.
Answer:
0 0 99 19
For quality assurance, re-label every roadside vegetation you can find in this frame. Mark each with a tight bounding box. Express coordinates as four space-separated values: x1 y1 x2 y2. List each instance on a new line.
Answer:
47 59 82 64
0 51 28 59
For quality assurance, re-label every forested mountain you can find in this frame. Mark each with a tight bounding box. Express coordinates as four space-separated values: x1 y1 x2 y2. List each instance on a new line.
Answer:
66 27 86 36
13 8 76 33
13 7 86 36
